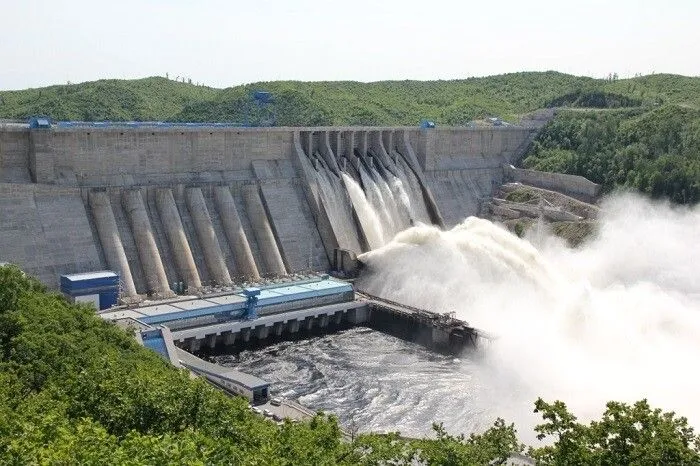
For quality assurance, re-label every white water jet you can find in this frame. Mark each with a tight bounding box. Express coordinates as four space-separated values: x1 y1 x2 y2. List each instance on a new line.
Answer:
316 166 361 252
358 193 700 436
342 172 386 250
372 167 409 234
359 165 396 239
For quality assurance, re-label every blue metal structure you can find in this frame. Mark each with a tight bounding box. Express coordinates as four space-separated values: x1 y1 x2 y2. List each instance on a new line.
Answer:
141 328 169 358
28 116 51 129
245 90 276 127
60 271 120 310
100 276 353 326
243 287 261 319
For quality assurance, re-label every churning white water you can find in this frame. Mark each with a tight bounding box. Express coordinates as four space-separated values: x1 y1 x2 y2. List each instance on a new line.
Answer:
357 193 700 435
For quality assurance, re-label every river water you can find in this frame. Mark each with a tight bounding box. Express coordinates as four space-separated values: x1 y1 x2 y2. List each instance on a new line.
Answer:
214 327 527 438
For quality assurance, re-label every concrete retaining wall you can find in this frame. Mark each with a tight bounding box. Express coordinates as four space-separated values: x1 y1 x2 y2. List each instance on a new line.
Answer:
505 165 601 201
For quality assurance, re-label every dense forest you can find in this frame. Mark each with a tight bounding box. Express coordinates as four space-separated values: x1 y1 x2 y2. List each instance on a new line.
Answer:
1 72 698 204
523 105 700 204
1 264 700 464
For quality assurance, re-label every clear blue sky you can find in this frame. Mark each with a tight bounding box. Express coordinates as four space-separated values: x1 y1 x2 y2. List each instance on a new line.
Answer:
1 0 698 90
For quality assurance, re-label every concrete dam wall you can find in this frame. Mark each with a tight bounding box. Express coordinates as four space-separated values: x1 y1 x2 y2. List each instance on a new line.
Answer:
0 124 536 295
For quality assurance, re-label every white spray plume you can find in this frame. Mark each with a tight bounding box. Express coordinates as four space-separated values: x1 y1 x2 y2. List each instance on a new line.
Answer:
357 193 700 437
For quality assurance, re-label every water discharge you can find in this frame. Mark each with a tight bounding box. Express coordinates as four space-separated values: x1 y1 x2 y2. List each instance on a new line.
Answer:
342 172 385 250
222 193 700 441
358 193 700 435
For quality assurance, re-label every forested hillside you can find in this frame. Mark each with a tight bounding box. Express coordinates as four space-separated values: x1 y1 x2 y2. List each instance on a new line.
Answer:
2 264 700 464
523 105 700 203
1 72 697 126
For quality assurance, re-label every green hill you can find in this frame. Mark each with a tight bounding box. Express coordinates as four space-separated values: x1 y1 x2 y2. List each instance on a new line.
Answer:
2 72 697 126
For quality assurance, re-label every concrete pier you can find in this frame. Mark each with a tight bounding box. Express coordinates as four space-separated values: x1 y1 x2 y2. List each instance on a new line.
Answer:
185 187 232 285
213 186 260 280
88 190 137 296
242 185 287 276
122 189 171 296
156 188 202 290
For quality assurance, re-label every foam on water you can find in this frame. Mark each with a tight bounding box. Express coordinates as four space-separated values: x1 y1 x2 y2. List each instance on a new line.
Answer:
358 193 700 433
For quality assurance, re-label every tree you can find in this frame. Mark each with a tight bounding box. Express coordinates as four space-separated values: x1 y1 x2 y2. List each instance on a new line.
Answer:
530 398 700 465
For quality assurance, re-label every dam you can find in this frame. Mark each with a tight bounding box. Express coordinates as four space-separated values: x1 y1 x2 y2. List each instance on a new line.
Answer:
0 121 539 295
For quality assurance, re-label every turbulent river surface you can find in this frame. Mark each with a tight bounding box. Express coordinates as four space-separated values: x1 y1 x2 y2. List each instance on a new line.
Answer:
214 327 521 437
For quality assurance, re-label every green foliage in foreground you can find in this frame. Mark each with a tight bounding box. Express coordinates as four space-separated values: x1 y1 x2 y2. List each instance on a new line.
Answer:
523 105 700 204
1 264 699 464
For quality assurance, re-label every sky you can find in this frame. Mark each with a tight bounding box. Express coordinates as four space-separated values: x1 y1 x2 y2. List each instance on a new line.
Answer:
1 0 699 90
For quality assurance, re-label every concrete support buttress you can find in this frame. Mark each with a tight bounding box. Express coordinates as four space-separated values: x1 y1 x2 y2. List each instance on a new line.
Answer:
122 189 171 296
223 332 237 346
318 314 329 328
213 186 260 280
369 131 393 172
242 184 287 276
317 131 341 174
189 338 202 353
358 131 368 156
185 187 232 285
256 326 269 339
156 188 202 289
88 190 137 296
288 319 299 333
